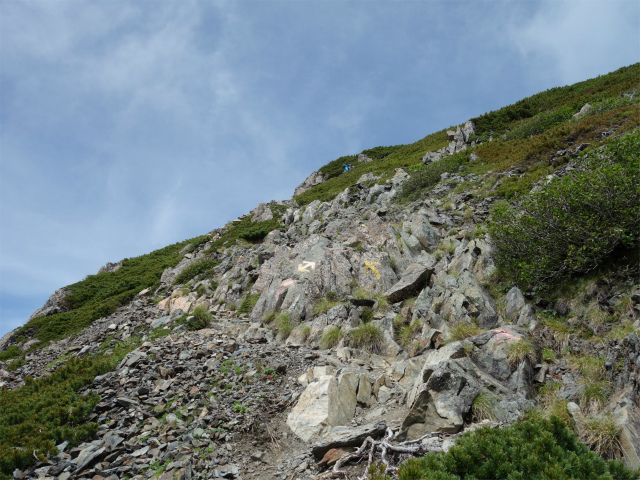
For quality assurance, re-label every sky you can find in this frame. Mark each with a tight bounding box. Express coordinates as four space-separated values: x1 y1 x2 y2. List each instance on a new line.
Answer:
1 0 638 338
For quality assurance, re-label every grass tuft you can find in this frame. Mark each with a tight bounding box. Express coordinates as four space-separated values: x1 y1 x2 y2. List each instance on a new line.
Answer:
320 326 343 349
507 338 536 366
346 324 384 353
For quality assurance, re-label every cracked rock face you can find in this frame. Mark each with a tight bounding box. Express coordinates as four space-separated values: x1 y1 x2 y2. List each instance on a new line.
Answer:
286 373 358 442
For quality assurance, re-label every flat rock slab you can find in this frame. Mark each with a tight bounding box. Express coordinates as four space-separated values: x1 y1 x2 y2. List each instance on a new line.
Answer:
385 264 433 303
311 420 387 458
348 297 376 307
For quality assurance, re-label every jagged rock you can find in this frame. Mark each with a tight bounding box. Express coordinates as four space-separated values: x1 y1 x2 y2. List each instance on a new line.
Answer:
115 396 138 409
410 211 440 251
28 287 71 320
211 464 239 478
573 103 592 120
242 323 274 343
294 171 329 197
251 203 274 223
286 373 358 441
403 357 479 438
412 271 497 328
403 329 533 439
461 120 475 143
517 304 538 330
469 326 527 381
504 287 526 322
98 260 123 274
615 406 640 469
385 264 433 303
75 446 106 472
357 374 373 406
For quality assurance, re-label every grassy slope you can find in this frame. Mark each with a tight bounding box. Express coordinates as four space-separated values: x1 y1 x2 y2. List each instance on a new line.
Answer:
295 63 640 206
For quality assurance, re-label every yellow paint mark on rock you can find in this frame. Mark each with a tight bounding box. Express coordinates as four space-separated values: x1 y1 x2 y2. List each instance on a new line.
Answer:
364 260 381 279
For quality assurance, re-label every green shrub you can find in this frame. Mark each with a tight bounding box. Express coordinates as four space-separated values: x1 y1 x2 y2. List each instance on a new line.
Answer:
489 131 640 289
6 358 25 372
173 258 219 285
398 150 470 203
238 293 260 314
582 95 640 119
263 312 276 324
0 345 21 362
0 351 139 478
505 105 575 140
318 154 359 179
396 416 639 480
320 326 343 349
188 306 212 330
346 324 384 353
239 223 277 242
471 63 640 137
203 216 282 254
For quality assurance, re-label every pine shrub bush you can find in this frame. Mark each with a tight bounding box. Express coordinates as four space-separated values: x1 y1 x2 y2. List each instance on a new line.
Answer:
489 131 640 289
396 416 639 480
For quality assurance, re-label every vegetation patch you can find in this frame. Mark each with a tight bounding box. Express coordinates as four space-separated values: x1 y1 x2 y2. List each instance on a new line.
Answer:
346 324 384 353
579 414 624 460
294 129 449 206
447 322 483 342
188 306 212 330
173 258 219 285
238 293 260 314
506 338 536 366
505 105 575 141
471 392 498 422
10 235 211 350
398 150 470 203
320 326 343 349
395 416 638 480
471 63 640 137
489 131 640 290
204 215 282 254
313 293 342 316
0 339 141 479
0 345 21 362
274 313 294 339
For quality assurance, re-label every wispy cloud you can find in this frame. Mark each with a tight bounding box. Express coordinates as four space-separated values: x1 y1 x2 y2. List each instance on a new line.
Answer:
509 0 639 86
1 1 638 337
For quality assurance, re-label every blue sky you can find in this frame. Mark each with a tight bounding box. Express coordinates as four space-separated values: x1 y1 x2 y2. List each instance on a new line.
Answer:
1 0 638 338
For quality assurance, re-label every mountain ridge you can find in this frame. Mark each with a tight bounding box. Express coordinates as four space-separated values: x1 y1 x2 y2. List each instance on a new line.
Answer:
1 64 639 480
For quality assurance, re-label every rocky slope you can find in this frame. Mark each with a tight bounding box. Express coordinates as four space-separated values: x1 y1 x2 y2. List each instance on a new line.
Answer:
2 67 640 480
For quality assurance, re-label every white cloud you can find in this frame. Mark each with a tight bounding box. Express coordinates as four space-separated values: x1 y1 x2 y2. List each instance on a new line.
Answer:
509 1 639 85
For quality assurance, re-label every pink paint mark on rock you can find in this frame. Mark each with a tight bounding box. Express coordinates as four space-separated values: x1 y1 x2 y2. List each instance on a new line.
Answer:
493 328 518 343
277 279 295 297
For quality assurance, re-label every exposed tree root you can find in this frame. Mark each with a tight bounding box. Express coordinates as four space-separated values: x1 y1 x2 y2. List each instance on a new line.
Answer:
316 427 453 479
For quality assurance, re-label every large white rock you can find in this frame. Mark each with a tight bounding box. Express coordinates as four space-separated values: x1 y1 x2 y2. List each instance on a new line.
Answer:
286 373 358 442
